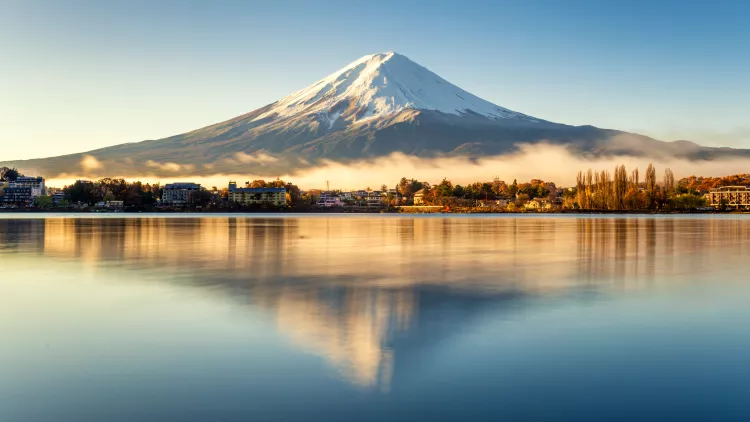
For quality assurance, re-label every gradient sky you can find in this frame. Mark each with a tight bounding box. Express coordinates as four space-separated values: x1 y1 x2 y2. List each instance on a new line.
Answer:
2 0 749 160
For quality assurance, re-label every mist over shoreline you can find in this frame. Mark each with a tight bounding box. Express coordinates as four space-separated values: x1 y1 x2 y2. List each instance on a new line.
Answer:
38 144 750 189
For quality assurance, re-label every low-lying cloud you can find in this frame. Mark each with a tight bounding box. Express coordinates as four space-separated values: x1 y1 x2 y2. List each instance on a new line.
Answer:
145 160 196 173
224 152 279 165
80 155 102 172
46 143 750 189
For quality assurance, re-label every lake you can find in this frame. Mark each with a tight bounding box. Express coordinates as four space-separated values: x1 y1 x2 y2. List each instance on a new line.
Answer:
2 214 750 421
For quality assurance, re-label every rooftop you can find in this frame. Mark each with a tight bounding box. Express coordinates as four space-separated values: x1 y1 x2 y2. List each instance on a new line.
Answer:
230 187 286 193
164 183 202 189
710 186 750 192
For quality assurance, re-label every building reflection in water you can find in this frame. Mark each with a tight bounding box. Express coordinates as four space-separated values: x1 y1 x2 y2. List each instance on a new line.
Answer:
2 215 750 388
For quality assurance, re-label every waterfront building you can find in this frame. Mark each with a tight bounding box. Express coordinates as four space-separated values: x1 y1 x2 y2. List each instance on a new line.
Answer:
525 198 554 211
477 199 509 208
413 188 426 205
365 197 383 207
339 191 354 201
367 190 383 200
95 200 125 209
51 191 67 205
1 187 34 204
228 182 287 207
708 186 750 209
316 196 344 207
8 176 45 198
162 183 203 205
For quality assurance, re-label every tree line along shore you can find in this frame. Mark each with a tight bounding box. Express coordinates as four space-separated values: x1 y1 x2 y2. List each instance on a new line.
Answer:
1 164 749 213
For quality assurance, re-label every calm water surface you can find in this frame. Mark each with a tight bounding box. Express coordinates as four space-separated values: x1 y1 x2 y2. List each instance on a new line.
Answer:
2 214 750 421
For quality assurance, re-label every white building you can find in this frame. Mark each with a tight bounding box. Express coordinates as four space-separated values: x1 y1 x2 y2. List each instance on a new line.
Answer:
413 188 426 205
317 196 344 207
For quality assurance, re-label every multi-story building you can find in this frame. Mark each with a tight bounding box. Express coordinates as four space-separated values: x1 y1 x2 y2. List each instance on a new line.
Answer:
708 186 750 209
162 183 202 205
8 176 45 198
228 182 287 207
1 187 33 204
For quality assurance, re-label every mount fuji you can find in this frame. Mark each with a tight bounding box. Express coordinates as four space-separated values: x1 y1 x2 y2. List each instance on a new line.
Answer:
3 52 747 177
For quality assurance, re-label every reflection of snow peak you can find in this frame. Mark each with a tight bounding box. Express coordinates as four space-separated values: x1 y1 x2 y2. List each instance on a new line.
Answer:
255 52 538 124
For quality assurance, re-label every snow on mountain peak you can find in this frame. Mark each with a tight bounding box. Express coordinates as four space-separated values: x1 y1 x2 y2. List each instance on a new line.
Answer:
254 52 538 125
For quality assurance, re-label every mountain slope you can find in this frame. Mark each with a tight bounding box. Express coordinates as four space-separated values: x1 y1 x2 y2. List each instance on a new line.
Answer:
254 52 541 124
3 52 749 178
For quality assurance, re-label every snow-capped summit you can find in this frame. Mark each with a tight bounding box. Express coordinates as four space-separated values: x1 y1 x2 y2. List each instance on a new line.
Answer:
254 52 538 125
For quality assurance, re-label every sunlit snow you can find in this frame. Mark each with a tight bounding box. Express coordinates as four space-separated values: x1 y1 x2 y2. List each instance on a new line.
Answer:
254 52 537 124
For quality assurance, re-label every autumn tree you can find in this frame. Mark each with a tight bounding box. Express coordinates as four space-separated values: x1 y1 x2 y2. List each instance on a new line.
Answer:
435 179 453 198
614 164 628 210
508 179 519 199
645 164 657 209
663 168 675 197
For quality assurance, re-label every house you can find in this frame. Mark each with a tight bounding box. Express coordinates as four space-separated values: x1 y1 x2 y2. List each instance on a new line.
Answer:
317 191 345 206
95 200 125 209
228 182 287 207
366 197 383 207
339 191 354 201
162 183 203 206
525 198 553 211
316 196 344 207
413 188 426 205
478 199 509 208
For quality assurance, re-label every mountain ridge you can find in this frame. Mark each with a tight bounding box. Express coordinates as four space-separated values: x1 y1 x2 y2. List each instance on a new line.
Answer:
2 52 749 178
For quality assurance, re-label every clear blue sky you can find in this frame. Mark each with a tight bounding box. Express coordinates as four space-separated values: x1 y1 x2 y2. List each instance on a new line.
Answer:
2 0 749 160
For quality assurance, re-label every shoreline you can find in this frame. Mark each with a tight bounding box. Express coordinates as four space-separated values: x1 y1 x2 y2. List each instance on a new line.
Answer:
0 208 746 215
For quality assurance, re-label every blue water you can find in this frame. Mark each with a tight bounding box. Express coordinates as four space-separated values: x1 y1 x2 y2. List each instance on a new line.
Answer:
2 215 749 421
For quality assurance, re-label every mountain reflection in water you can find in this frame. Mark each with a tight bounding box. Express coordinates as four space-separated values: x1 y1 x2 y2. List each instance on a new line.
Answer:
2 215 750 422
